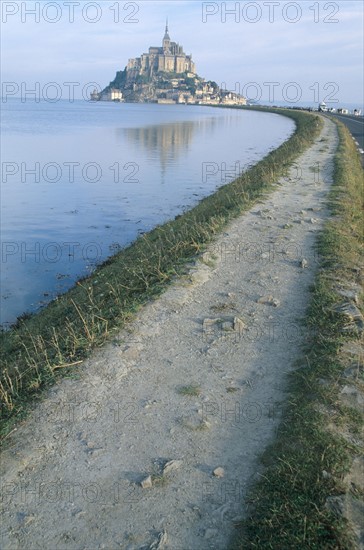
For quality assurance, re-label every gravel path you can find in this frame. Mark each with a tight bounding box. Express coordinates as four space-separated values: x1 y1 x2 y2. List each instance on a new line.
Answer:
0 117 338 550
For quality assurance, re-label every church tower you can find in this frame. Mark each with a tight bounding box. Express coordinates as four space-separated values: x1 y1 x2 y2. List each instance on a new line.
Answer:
162 19 171 53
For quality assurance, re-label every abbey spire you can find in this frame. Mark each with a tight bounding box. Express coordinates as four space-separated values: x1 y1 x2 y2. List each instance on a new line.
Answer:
164 18 169 38
163 19 171 52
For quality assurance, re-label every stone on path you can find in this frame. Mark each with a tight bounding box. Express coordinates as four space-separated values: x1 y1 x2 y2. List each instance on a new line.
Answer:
163 460 183 475
141 475 153 489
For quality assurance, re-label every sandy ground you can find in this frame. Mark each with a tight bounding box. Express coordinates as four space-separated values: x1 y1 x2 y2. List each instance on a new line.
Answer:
0 117 339 550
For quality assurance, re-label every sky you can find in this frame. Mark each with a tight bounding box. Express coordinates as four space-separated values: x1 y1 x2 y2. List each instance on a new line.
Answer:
1 0 363 106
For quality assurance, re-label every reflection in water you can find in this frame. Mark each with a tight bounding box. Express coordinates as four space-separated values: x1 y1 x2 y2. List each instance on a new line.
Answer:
120 118 217 180
1 101 295 326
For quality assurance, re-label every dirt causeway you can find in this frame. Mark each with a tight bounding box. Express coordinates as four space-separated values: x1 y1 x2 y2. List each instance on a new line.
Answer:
0 117 339 549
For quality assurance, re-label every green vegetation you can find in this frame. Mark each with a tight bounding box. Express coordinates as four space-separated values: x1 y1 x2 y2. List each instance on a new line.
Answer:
135 74 150 85
177 385 202 397
107 68 127 91
0 108 322 441
157 70 179 79
184 76 197 94
231 120 363 549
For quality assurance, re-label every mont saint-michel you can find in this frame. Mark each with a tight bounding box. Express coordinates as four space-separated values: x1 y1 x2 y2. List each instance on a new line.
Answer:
91 22 246 106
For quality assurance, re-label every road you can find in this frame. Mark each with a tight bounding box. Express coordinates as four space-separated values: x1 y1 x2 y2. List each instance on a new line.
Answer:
328 113 364 165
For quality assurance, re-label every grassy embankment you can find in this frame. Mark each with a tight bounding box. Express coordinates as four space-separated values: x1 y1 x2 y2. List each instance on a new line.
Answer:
232 119 363 548
0 108 322 440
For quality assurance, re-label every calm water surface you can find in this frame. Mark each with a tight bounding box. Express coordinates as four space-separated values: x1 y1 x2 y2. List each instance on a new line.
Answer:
0 100 295 326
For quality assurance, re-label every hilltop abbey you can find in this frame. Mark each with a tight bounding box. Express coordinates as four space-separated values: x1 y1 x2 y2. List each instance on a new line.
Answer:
94 23 246 105
127 21 196 77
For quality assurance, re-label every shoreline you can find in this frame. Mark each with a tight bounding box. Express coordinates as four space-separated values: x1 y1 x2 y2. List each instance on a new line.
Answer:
0 106 320 435
0 104 294 330
0 107 321 435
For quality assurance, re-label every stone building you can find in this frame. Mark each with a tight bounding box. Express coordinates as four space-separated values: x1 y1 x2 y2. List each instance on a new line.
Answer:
90 88 123 101
127 21 196 77
101 88 123 101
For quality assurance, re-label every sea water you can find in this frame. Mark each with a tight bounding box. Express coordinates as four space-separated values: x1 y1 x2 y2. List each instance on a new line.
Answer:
0 99 295 326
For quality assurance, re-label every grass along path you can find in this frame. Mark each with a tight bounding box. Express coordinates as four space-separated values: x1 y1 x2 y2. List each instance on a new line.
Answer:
0 116 344 549
232 119 364 549
0 108 321 439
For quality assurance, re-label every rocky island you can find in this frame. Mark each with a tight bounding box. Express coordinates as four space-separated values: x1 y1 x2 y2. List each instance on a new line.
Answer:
91 21 247 106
